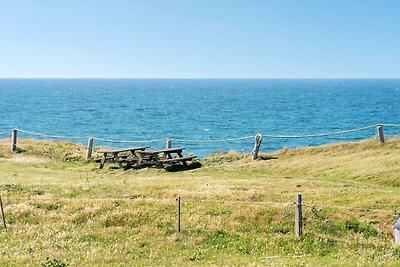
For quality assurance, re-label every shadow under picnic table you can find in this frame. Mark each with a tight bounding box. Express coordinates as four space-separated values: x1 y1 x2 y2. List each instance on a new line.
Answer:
164 161 202 172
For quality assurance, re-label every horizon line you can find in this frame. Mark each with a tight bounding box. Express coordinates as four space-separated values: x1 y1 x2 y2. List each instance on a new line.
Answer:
1 77 400 80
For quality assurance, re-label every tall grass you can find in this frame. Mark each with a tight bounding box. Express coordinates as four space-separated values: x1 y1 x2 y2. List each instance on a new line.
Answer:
0 138 400 265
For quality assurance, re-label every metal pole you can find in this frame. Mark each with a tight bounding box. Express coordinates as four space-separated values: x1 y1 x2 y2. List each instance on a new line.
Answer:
0 196 7 231
177 197 181 233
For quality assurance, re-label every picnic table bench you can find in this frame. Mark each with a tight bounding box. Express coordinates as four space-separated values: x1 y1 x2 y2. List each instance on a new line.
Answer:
96 146 149 168
136 147 196 168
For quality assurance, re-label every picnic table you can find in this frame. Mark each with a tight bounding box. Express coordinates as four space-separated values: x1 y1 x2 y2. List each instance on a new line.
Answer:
96 146 149 169
136 147 196 168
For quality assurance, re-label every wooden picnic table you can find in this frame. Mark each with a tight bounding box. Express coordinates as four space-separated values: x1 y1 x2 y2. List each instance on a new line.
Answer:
136 147 196 168
97 146 149 168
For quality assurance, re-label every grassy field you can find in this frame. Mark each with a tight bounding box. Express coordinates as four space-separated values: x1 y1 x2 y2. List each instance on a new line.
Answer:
1 138 400 266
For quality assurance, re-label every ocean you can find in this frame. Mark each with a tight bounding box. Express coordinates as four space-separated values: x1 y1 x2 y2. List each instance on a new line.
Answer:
1 79 400 157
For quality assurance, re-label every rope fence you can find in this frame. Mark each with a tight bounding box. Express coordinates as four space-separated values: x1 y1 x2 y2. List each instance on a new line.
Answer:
92 137 166 144
172 136 255 143
0 129 12 136
262 125 377 139
15 129 88 140
381 124 400 127
1 123 400 159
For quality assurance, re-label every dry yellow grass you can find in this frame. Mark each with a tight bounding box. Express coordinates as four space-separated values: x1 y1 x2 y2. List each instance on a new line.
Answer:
1 138 400 266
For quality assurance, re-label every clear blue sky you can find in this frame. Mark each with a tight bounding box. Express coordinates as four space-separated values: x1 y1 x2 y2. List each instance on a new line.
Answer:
0 0 399 78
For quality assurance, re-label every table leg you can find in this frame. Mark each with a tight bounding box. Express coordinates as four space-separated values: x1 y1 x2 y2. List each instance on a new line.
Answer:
154 154 163 168
100 152 107 169
137 155 143 167
157 160 163 168
114 152 124 168
124 161 131 170
177 152 188 166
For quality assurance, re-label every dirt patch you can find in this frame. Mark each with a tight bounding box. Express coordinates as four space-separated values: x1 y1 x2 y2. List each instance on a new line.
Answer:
4 156 50 164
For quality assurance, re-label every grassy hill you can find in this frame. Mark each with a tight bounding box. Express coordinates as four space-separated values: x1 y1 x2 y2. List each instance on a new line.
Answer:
1 138 400 266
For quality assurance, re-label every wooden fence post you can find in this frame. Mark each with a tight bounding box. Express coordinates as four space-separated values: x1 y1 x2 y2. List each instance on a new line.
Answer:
86 137 94 161
0 196 6 231
377 125 385 143
394 218 400 245
166 139 172 149
11 129 17 152
177 197 181 233
295 194 303 238
251 134 263 160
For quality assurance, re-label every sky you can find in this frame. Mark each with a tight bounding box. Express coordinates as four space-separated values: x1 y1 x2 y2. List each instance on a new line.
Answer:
0 0 399 78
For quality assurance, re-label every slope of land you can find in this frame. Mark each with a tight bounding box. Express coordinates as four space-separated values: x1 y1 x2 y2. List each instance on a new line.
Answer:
1 138 400 266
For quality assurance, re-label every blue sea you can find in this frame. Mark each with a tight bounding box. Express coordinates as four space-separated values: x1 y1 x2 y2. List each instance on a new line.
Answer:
1 79 400 157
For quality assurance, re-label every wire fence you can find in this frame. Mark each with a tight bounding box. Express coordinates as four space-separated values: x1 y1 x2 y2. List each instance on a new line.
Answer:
0 194 396 232
1 194 394 262
1 194 397 212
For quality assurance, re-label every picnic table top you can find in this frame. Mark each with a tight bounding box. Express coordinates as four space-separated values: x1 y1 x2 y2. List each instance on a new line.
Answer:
137 147 185 155
98 146 149 154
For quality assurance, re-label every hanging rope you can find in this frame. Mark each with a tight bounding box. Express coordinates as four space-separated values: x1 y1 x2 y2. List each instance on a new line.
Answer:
0 129 12 136
92 137 167 144
15 129 89 140
172 136 254 143
381 124 400 127
262 125 377 139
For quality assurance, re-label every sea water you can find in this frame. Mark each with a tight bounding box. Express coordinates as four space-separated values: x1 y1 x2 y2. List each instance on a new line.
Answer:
1 79 400 157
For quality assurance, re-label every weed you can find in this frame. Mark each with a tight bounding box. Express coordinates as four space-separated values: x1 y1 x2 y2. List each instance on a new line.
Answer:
0 183 26 192
206 230 232 250
40 257 68 267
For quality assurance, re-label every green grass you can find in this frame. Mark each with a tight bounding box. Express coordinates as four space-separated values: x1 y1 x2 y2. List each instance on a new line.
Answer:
1 138 400 266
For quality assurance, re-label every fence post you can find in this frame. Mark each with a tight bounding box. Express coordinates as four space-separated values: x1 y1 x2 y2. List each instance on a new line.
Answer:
0 196 6 231
377 125 385 143
394 218 400 245
177 197 181 233
295 194 303 238
10 129 17 152
86 137 94 161
251 134 262 160
166 139 172 149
